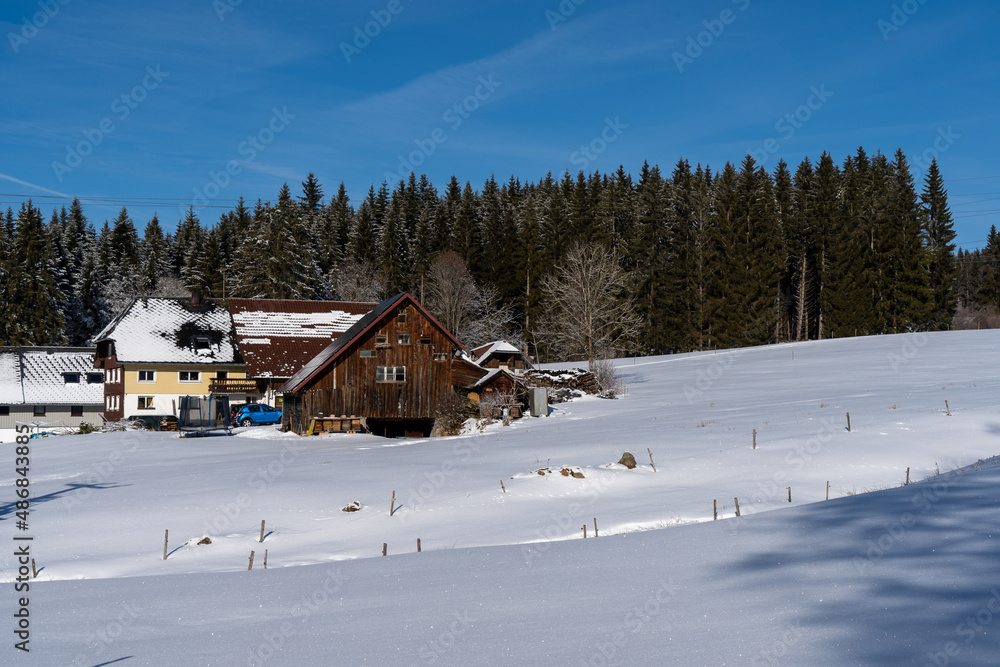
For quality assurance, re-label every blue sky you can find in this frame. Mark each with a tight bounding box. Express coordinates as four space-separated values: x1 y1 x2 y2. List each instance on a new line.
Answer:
1 0 998 249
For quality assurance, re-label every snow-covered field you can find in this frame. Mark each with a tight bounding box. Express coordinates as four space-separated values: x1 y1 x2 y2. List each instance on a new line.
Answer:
2 330 999 665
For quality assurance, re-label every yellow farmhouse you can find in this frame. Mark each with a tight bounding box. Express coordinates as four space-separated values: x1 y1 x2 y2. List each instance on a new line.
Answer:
93 296 258 421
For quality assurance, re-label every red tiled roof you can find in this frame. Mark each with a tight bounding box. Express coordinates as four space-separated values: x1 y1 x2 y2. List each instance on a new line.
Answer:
228 299 375 379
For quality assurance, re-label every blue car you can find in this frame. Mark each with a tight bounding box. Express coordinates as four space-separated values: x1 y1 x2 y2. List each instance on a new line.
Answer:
235 403 282 427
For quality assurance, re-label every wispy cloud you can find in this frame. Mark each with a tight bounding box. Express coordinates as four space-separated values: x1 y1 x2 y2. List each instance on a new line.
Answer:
327 8 669 140
0 173 75 199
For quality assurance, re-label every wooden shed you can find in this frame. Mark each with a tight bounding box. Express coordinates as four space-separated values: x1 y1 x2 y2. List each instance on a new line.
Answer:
469 340 533 372
279 293 466 438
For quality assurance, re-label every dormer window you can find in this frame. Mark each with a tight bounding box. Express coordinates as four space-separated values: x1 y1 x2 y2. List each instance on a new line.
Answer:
193 336 214 354
87 372 103 384
63 372 80 384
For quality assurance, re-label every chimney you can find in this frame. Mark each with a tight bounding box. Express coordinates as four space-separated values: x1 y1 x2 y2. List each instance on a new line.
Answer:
191 289 203 306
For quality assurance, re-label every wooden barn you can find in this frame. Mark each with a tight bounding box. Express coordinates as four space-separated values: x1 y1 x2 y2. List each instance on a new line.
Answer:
279 293 466 438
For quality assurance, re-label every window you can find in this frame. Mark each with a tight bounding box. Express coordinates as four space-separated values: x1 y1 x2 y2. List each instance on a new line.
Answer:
138 397 154 410
375 334 388 345
34 406 46 417
138 370 155 382
420 337 432 345
433 353 448 362
193 336 213 352
179 371 200 383
87 372 103 384
397 333 411 345
397 312 407 325
71 405 84 417
216 371 228 379
0 406 9 416
63 372 80 384
376 366 406 383
359 350 375 358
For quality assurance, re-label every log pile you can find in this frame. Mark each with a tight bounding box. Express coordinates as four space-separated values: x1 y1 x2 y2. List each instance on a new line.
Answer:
523 369 600 395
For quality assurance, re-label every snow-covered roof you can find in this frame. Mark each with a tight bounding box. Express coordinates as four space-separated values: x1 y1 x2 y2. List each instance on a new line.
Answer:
467 367 523 390
95 298 239 365
472 340 533 368
0 348 103 406
228 299 374 378
0 351 24 404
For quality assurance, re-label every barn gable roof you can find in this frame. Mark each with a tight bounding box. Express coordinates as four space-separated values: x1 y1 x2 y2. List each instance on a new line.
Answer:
227 298 374 379
279 293 464 394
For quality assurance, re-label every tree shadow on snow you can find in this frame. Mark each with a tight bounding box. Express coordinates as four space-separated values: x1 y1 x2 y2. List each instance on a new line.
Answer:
0 482 129 520
712 468 1000 665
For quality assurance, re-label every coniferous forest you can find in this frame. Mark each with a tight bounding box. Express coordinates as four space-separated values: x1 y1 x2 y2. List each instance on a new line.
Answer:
2 148 998 360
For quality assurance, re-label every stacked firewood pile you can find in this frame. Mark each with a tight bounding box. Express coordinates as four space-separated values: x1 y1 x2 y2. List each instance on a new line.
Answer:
523 369 600 394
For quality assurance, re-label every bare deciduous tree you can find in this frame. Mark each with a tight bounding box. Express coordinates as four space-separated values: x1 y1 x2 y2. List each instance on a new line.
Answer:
424 251 517 347
104 271 191 317
536 242 642 364
331 258 386 303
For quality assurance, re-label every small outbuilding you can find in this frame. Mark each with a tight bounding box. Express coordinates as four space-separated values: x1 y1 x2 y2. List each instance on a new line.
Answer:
469 340 533 372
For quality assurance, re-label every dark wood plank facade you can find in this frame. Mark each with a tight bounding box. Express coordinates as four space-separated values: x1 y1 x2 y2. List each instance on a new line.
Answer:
478 355 530 371
284 297 463 434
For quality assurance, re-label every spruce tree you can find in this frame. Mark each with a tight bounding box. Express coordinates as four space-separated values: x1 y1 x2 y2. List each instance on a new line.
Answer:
350 189 378 263
141 214 169 293
451 181 482 277
299 172 324 212
920 158 957 329
886 149 931 331
6 201 66 345
977 225 1000 310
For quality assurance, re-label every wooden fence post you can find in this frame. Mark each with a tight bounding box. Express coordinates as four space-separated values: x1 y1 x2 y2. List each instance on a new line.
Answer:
846 412 851 433
31 558 36 579
259 520 265 543
734 497 741 517
382 543 387 557
248 550 255 571
905 467 910 485
647 448 657 472
263 549 268 569
826 481 830 501
945 400 951 416
787 486 791 502
417 538 421 553
582 525 587 539
713 499 717 520
594 518 598 537
163 529 168 561
753 429 756 450
389 490 395 517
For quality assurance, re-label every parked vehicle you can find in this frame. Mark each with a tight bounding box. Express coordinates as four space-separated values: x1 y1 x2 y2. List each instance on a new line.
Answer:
229 402 250 422
234 403 282 426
